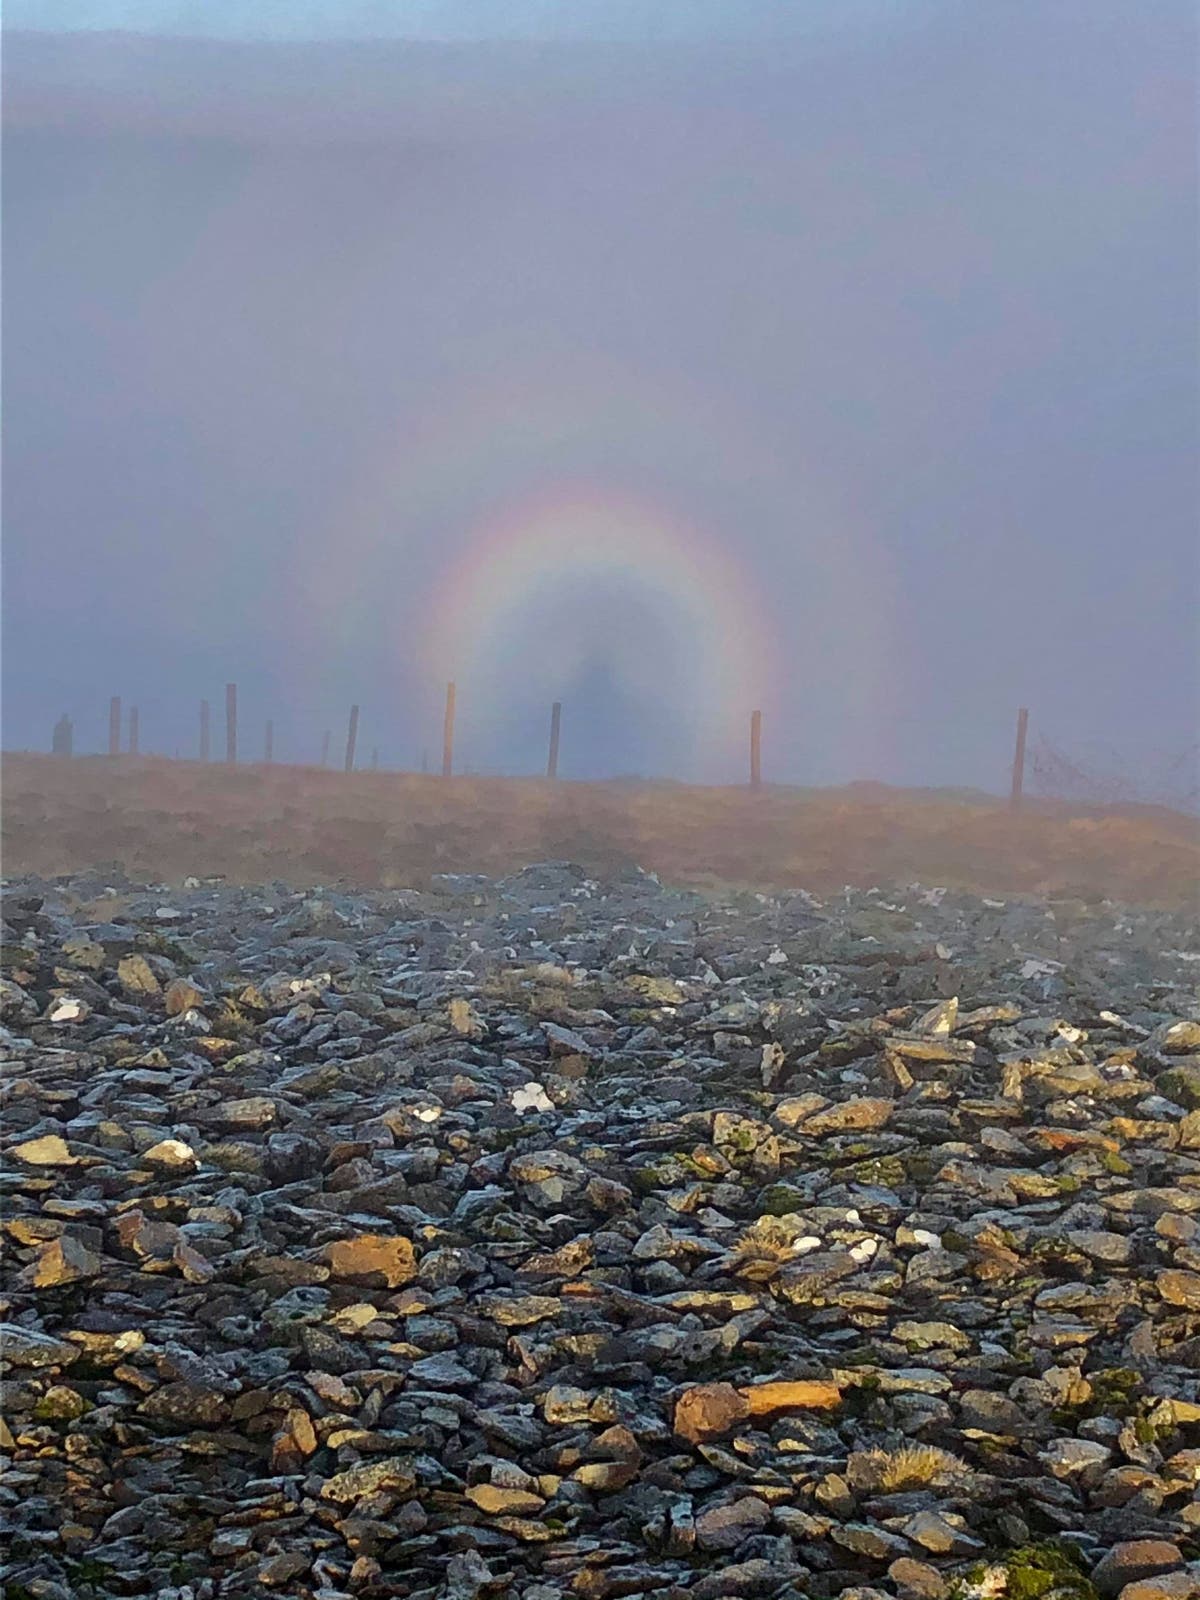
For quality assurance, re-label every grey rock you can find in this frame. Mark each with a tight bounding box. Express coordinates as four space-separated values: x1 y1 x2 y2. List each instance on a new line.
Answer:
0 863 1196 1596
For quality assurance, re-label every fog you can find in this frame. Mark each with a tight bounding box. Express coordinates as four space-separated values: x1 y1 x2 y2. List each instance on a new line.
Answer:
3 2 1196 789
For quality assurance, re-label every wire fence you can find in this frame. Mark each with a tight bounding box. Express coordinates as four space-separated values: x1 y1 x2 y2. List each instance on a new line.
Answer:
27 693 1200 816
1029 735 1200 814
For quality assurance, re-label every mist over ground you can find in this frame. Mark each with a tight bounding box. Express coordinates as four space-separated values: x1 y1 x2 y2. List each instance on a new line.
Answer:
3 2 1196 789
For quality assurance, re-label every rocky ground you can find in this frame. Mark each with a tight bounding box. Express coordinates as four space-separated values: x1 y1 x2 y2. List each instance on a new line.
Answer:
2 862 1200 1600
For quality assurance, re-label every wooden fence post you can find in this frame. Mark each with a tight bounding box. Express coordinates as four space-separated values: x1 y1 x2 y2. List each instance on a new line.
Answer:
264 720 274 764
52 714 73 757
225 683 238 764
442 682 456 778
109 696 121 757
1010 707 1029 811
546 701 562 779
750 709 762 789
344 705 359 773
128 705 140 757
199 700 211 762
370 747 379 772
320 731 331 768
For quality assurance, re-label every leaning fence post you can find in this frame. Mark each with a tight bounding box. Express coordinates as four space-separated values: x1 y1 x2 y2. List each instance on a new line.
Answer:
344 705 359 773
109 696 122 757
199 700 211 762
546 701 562 779
1010 707 1029 812
750 709 762 789
442 682 456 778
225 683 238 764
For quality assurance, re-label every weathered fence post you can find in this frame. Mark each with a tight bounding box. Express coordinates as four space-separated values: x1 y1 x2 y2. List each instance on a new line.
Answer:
128 705 140 756
109 696 121 757
264 720 274 764
750 709 762 790
442 682 456 778
546 701 562 779
199 700 211 762
225 683 238 764
320 731 331 768
1010 707 1029 812
344 705 359 773
52 714 73 757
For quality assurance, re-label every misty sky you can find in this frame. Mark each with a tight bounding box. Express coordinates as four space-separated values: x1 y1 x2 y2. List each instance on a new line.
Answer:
3 2 1196 788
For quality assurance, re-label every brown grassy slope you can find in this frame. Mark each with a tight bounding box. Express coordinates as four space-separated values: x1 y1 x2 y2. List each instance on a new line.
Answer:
3 753 1198 909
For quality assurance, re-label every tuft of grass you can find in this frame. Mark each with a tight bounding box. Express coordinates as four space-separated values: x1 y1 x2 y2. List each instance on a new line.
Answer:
731 1215 807 1264
850 1443 974 1493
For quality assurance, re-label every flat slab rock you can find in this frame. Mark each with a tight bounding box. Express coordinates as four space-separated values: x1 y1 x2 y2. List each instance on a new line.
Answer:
2 863 1200 1600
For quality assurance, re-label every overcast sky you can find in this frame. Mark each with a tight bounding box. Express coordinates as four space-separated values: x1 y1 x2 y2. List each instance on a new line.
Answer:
4 2 1196 789
5 1 923 44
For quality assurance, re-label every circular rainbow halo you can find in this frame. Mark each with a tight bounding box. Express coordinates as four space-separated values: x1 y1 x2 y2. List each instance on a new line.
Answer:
423 486 775 780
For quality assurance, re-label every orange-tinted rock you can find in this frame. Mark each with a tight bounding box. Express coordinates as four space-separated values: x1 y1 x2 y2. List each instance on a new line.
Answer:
323 1233 416 1289
742 1378 843 1416
271 1407 319 1473
674 1383 750 1443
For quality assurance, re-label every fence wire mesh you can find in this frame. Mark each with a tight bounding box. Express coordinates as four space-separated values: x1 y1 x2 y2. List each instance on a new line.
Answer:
1029 735 1200 814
